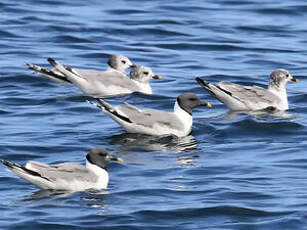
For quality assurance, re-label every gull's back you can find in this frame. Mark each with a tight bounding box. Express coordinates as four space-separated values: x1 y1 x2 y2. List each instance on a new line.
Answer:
218 82 281 110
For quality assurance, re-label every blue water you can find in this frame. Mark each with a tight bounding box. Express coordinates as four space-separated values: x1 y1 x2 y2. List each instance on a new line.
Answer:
1 0 307 229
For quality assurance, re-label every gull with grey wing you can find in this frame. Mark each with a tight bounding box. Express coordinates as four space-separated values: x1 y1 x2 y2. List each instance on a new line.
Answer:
26 54 134 84
45 57 162 97
196 69 299 111
88 93 211 137
0 148 123 191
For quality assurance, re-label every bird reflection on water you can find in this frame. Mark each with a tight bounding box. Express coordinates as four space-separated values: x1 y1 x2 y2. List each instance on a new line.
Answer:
109 133 200 153
24 188 108 199
203 107 296 124
24 188 109 211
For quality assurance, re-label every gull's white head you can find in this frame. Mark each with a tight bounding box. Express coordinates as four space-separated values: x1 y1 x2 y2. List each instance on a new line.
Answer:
129 65 162 83
108 55 135 73
269 69 299 89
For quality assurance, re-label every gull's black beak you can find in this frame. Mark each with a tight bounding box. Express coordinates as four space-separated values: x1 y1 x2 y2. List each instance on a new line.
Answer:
130 64 137 68
153 75 163 80
291 77 299 83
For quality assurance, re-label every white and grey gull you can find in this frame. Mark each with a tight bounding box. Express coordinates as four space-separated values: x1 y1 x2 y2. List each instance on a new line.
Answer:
88 93 211 137
0 148 123 191
26 55 162 96
26 54 134 84
196 69 299 111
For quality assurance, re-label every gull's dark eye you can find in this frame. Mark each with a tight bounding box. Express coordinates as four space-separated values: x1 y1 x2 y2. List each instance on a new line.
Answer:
121 60 126 64
143 71 149 75
190 98 197 101
286 74 289 78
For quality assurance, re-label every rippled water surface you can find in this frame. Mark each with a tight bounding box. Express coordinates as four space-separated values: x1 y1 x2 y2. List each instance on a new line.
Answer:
1 0 307 229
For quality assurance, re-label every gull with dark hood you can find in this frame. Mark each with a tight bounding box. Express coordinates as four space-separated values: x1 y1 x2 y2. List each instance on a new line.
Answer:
0 148 123 191
88 92 211 137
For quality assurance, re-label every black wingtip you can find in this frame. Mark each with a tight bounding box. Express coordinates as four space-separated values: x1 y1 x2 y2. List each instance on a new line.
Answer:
95 98 132 124
195 77 209 88
47 57 56 66
195 77 203 83
0 158 17 169
95 98 107 109
0 158 51 181
25 63 35 70
195 77 204 83
0 158 6 165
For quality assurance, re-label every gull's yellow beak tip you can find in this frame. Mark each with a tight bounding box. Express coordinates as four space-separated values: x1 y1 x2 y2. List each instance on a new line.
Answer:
155 75 163 80
116 158 124 163
203 102 212 108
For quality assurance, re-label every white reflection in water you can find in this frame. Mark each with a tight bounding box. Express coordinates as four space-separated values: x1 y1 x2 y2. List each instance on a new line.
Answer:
204 107 296 124
109 133 200 153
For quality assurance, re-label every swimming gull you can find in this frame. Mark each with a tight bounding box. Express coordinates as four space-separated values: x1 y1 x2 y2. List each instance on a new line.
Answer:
26 54 135 84
88 93 211 137
46 58 162 96
196 69 299 111
0 148 123 191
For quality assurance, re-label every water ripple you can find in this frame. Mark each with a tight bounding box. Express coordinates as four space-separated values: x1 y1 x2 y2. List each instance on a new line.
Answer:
1 0 307 229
